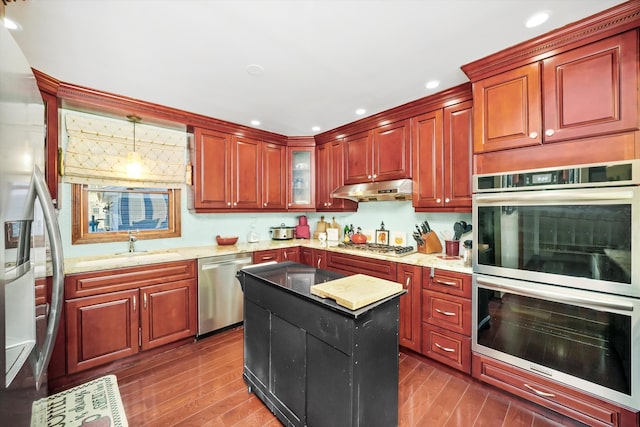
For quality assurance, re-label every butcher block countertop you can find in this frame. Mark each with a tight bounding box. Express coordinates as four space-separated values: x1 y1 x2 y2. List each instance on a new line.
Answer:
311 274 403 310
63 240 471 275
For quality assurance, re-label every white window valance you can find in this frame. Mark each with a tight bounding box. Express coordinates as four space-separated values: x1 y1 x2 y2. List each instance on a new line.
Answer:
63 111 187 188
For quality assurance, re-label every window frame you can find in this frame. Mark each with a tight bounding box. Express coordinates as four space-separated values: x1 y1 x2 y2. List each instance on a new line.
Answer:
71 184 181 244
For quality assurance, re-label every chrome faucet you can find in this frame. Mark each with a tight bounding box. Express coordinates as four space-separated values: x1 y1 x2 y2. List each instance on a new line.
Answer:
128 230 138 253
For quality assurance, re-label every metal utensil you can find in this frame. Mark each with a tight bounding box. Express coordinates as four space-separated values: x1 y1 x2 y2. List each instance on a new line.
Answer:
453 222 464 240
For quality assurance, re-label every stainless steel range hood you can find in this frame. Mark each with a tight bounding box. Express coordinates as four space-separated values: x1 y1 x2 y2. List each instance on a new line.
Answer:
331 179 413 202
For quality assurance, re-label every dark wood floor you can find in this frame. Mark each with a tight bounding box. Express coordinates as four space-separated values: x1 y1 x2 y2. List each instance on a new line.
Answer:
112 326 585 426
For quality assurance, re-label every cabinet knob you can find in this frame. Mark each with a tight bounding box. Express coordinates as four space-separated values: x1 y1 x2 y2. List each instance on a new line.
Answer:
264 202 267 206
288 203 291 207
545 129 555 137
323 202 328 207
529 131 538 139
327 202 331 206
445 198 450 203
372 174 377 179
233 202 237 206
367 175 372 179
227 202 231 206
436 198 441 203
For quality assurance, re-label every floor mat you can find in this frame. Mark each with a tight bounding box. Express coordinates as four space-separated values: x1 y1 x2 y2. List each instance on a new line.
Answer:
31 374 128 427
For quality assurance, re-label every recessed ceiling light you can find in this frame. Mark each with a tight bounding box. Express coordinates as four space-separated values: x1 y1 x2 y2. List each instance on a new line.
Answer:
425 80 440 90
251 120 261 126
526 11 550 28
311 126 321 132
3 18 18 30
355 108 366 115
246 64 265 76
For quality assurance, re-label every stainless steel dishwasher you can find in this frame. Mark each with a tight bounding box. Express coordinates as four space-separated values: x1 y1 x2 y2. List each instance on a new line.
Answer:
197 253 253 336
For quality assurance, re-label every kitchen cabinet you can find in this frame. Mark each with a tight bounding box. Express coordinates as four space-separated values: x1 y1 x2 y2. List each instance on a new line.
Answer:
397 263 421 352
412 100 472 211
64 261 196 374
325 251 397 281
316 140 357 212
281 246 300 263
287 146 315 210
473 354 639 427
262 142 287 210
472 30 638 155
344 119 411 184
300 247 326 269
192 127 262 211
421 268 471 373
252 249 282 264
239 262 401 427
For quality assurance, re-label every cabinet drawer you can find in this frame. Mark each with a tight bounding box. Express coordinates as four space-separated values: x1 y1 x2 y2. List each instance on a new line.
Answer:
423 268 471 298
422 323 470 374
253 249 282 264
421 290 471 336
325 251 397 281
65 260 196 298
473 354 638 427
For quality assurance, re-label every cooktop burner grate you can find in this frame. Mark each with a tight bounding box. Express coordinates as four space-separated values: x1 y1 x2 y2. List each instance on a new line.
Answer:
337 242 416 257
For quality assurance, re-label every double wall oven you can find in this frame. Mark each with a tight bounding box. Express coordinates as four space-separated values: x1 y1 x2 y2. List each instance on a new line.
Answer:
472 160 639 411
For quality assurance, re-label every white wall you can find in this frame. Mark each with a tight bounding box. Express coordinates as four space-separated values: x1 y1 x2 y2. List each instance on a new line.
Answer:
59 183 472 258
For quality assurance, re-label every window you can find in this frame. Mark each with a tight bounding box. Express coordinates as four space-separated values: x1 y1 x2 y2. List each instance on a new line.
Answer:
72 184 181 244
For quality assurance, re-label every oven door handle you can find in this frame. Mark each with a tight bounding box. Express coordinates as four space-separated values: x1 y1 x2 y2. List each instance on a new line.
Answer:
474 188 635 204
476 276 634 312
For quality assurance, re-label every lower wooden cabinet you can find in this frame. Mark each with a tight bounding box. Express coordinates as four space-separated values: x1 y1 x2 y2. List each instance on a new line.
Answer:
325 251 397 281
473 354 639 427
282 246 300 263
253 249 282 263
397 263 421 352
64 260 197 374
420 268 472 373
300 247 326 269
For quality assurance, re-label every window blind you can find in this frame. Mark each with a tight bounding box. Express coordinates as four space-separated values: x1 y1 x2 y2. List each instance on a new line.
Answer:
63 111 187 188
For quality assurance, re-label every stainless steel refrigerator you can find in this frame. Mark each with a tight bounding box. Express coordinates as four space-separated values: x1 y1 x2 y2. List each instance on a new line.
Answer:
0 24 64 425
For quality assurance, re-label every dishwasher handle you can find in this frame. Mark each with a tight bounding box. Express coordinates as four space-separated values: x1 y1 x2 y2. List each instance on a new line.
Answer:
200 258 252 270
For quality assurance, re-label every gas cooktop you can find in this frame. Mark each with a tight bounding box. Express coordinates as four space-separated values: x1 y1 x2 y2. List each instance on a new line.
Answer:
337 242 416 257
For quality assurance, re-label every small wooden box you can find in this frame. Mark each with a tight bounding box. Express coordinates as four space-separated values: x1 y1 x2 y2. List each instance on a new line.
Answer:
417 232 442 254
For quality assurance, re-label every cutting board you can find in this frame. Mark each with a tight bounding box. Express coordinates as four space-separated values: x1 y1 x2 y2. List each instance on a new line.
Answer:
310 274 403 310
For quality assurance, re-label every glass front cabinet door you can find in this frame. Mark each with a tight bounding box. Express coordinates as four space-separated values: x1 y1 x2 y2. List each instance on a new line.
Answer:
287 147 315 210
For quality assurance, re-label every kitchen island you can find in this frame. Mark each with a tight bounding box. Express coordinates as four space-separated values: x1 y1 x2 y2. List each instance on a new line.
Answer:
237 261 405 427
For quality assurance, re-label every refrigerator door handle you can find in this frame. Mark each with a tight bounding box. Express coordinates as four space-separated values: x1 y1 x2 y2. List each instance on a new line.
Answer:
29 166 64 390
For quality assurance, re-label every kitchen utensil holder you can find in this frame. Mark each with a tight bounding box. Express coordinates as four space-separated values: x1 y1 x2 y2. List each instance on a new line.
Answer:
417 231 442 254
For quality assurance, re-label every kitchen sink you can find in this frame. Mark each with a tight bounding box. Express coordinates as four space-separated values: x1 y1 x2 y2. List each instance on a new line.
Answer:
73 251 183 269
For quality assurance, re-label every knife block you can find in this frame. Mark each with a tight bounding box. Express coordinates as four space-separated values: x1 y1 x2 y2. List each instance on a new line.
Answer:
417 231 442 254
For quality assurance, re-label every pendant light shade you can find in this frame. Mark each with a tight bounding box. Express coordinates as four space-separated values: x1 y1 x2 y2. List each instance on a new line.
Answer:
127 114 142 178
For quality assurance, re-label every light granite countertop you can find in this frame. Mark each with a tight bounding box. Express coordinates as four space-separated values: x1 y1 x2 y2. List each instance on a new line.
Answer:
63 239 472 275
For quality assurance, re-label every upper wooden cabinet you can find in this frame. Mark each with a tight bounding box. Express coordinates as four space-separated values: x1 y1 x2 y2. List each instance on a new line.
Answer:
191 127 265 212
287 146 315 210
472 30 638 154
316 139 357 212
412 100 472 211
262 143 287 210
344 119 411 184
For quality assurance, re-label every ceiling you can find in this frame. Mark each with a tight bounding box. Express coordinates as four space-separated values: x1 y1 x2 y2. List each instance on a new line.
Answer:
4 0 626 136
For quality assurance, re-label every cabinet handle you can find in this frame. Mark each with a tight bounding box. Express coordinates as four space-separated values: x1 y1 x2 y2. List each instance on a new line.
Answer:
444 198 450 203
529 131 538 139
545 129 555 137
436 198 441 203
435 279 457 287
435 308 456 317
143 292 147 309
283 252 288 259
317 258 321 268
405 277 410 292
524 383 556 398
434 342 455 353
133 295 136 311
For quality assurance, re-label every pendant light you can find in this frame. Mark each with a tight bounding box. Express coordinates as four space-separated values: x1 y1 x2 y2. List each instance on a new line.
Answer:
126 114 142 178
